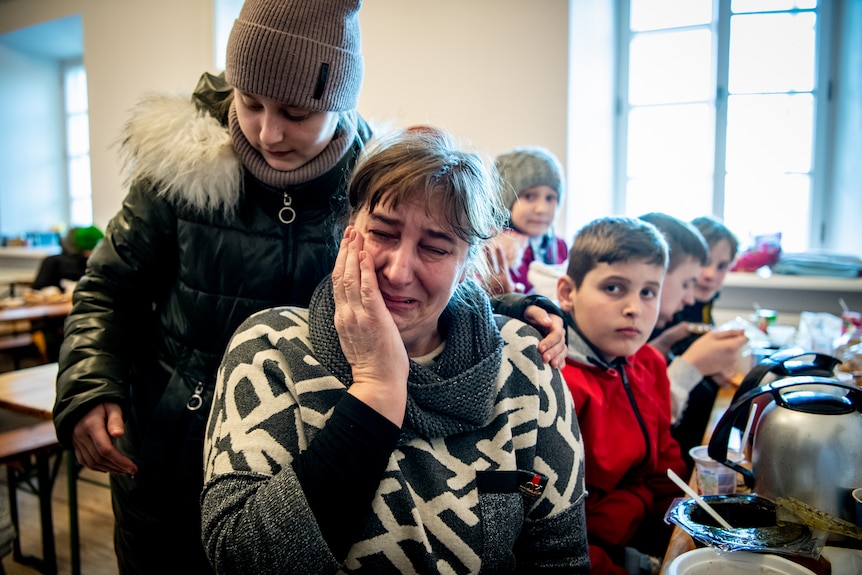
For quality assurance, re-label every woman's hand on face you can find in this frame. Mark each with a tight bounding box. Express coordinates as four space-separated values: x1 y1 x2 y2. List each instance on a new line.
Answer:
332 227 409 427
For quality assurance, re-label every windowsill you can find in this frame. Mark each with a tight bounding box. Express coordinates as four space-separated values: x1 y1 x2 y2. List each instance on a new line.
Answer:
0 246 60 258
725 271 862 292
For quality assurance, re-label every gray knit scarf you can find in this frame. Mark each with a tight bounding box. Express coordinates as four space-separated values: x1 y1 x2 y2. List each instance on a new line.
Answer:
229 102 359 188
308 277 504 441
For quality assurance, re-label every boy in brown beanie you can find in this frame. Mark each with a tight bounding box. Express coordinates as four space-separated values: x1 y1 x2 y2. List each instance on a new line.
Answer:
53 1 568 573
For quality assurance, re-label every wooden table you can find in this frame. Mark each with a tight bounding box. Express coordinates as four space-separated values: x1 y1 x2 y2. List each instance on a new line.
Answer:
0 363 81 575
0 362 59 419
0 301 72 323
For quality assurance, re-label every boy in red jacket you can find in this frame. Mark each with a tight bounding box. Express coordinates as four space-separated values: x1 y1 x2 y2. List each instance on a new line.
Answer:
556 217 687 575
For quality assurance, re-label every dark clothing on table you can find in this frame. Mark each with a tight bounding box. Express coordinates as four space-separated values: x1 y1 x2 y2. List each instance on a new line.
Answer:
31 251 89 362
31 252 88 291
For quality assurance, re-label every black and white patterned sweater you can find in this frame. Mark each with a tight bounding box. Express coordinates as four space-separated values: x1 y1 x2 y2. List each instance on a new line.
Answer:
202 279 589 574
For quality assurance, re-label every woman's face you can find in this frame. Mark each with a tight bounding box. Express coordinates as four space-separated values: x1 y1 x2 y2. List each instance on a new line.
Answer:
234 90 339 171
352 192 470 357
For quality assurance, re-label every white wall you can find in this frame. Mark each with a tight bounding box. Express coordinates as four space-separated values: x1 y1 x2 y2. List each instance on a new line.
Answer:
0 0 570 234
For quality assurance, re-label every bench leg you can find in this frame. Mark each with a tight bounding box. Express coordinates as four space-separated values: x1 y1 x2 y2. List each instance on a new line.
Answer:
67 452 80 575
6 452 59 575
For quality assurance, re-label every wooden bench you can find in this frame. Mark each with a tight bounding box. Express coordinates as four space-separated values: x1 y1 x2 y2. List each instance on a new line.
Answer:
0 421 63 575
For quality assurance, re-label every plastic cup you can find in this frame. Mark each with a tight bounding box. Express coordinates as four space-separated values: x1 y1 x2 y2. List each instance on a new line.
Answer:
689 446 740 496
852 487 862 527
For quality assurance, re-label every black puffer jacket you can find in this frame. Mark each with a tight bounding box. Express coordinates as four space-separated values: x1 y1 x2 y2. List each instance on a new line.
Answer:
53 75 372 497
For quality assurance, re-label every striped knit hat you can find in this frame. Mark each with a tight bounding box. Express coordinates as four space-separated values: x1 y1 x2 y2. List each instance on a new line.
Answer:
225 0 363 112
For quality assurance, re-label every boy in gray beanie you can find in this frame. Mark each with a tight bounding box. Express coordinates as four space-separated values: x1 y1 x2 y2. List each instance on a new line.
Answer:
489 146 568 294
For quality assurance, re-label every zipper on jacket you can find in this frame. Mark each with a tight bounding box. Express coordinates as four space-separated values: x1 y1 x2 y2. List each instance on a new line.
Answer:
279 192 296 224
619 364 652 470
187 381 205 411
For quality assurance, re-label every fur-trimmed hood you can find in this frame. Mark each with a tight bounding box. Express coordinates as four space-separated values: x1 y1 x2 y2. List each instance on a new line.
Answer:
118 93 241 215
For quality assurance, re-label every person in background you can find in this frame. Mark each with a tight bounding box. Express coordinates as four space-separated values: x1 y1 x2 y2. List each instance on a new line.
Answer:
683 216 740 326
555 216 685 575
52 2 566 573
645 215 746 469
31 226 104 291
484 146 568 295
202 127 589 574
30 226 104 361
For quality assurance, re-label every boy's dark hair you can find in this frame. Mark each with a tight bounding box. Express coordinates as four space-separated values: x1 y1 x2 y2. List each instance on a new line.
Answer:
639 213 708 273
691 215 739 261
566 216 669 288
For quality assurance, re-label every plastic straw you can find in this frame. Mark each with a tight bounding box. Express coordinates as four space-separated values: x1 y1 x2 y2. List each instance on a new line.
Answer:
667 468 734 529
739 404 758 458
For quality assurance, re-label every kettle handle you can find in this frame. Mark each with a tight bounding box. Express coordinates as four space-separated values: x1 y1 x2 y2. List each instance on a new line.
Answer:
735 348 841 401
707 375 862 488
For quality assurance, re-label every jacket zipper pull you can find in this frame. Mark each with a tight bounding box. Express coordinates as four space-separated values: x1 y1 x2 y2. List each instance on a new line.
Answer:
187 381 205 411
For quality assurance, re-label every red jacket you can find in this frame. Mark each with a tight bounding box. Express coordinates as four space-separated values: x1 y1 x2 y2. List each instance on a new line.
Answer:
562 328 686 575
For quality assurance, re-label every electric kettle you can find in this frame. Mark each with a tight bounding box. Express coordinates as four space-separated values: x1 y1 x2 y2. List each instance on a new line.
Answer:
708 350 862 525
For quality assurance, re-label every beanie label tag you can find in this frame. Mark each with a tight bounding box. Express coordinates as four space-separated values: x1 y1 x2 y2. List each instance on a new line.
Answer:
313 63 330 100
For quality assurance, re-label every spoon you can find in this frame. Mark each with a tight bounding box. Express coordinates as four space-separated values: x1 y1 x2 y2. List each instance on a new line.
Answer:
667 468 734 529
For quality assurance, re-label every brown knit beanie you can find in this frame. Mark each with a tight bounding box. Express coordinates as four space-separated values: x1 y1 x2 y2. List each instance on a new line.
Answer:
225 0 363 112
495 147 565 212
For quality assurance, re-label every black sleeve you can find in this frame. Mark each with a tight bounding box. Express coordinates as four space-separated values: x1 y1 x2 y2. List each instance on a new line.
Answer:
292 392 401 560
490 293 565 323
31 256 60 290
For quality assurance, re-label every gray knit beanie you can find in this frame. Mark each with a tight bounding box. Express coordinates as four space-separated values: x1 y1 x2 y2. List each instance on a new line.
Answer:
495 147 565 211
225 0 363 112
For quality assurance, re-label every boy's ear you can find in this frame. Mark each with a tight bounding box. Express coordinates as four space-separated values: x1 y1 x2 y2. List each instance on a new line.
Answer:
556 275 576 314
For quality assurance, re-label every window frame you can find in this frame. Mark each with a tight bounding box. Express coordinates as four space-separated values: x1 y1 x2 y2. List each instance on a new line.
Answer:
612 0 836 251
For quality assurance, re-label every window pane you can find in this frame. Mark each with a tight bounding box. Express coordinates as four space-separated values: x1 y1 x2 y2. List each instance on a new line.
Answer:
66 113 90 156
630 29 713 104
626 176 712 221
69 196 93 227
724 173 809 252
64 65 88 114
627 104 714 177
725 93 813 173
729 12 816 94
68 156 91 200
732 0 817 14
630 0 712 31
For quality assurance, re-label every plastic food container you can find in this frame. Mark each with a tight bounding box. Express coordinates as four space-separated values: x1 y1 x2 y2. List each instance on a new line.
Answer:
667 548 816 575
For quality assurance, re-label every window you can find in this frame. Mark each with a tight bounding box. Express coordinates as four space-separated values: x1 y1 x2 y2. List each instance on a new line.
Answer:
214 0 245 71
617 0 827 253
64 61 93 227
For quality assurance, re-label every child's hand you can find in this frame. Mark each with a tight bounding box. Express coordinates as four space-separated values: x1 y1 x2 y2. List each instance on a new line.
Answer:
493 230 530 267
484 242 518 295
649 322 697 357
681 329 748 378
332 227 409 426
